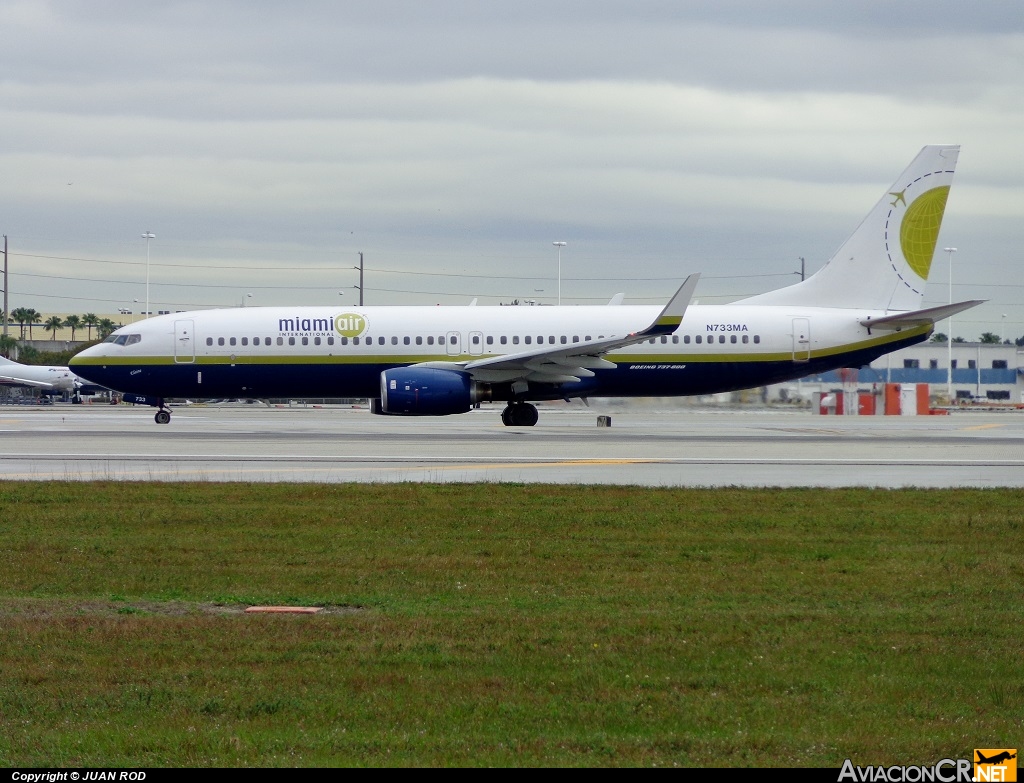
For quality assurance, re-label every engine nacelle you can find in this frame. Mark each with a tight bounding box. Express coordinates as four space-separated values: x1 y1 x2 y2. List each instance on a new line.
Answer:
378 368 486 416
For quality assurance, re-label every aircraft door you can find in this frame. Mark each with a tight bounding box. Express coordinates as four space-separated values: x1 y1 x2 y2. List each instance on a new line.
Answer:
446 331 461 356
174 319 195 364
792 318 810 362
468 331 484 356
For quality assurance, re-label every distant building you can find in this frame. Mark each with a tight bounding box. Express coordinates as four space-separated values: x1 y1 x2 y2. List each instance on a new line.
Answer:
782 341 1023 404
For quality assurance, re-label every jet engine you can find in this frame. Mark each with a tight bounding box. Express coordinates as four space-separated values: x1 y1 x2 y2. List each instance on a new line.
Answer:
377 367 490 416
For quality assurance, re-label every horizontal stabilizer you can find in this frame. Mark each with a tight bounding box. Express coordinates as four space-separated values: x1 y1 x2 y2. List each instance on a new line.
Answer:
859 300 985 331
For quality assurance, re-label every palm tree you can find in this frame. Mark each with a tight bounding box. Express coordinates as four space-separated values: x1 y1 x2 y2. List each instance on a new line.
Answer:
82 313 99 341
0 334 18 359
10 307 30 340
64 314 82 341
97 318 117 339
25 309 42 340
979 332 1001 344
44 315 65 340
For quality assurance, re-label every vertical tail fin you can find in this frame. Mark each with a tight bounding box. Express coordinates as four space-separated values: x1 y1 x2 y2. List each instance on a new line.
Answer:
739 145 959 311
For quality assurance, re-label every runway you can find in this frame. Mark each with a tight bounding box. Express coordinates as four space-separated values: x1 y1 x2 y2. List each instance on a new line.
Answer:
1 401 1023 486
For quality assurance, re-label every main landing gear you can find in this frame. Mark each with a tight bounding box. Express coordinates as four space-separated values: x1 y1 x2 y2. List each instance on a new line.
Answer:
154 399 171 425
501 402 538 427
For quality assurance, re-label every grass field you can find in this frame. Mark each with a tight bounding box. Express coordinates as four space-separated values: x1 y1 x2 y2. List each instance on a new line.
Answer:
0 483 1021 767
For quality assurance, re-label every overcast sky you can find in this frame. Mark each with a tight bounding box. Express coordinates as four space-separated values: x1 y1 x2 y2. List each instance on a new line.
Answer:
2 1 1022 339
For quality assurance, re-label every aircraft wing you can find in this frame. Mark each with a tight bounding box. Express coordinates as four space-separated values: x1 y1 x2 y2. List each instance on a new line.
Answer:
860 300 986 331
414 273 699 385
0 374 56 389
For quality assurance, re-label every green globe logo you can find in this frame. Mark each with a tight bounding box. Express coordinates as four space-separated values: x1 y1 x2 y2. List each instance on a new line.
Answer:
899 186 949 279
335 313 368 338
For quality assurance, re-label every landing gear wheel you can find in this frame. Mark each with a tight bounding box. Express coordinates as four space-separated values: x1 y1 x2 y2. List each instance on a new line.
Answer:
155 409 171 425
501 402 539 427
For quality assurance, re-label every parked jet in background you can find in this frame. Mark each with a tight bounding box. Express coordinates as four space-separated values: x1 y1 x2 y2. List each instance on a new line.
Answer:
0 356 106 399
71 145 983 426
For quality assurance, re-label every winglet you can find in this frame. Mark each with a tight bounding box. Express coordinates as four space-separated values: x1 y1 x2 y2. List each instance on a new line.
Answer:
637 273 699 337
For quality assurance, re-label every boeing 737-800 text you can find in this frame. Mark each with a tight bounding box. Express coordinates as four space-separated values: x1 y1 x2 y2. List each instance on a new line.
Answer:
70 145 982 426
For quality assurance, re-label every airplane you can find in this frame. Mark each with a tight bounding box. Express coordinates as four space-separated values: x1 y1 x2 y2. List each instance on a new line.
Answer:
976 751 1016 765
0 356 107 400
70 144 983 426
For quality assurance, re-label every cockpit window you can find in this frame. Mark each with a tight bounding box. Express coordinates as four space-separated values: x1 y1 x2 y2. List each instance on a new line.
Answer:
102 333 141 346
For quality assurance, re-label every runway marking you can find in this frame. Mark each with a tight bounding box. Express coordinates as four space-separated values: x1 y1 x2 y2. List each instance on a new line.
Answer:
960 423 1005 431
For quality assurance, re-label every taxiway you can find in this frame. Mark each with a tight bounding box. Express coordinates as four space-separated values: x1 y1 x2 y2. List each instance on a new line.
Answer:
1 401 1022 486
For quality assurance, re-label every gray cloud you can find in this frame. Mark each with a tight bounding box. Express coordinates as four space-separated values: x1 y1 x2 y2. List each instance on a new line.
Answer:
0 1 1021 337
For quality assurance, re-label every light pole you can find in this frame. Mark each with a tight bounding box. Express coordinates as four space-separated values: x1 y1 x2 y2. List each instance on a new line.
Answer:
553 241 566 305
142 232 155 318
355 252 364 306
944 247 957 401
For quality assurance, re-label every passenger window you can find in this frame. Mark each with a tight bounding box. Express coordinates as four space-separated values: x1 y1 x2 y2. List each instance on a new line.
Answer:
513 336 520 345
327 336 334 345
241 337 248 346
549 336 555 344
683 335 690 344
206 337 213 346
661 336 667 344
289 337 296 346
379 337 385 345
560 336 567 344
486 336 493 345
301 337 308 346
753 335 760 344
314 336 321 345
742 335 749 344
403 336 410 345
416 336 422 345
341 336 349 345
695 335 702 344
525 336 532 344
573 336 579 343
230 337 237 346
500 336 507 345
353 337 360 345
472 335 480 345
718 335 725 344
730 335 737 344
672 336 678 344
391 336 398 345
277 337 284 346
585 335 592 341
217 337 225 346
427 336 434 345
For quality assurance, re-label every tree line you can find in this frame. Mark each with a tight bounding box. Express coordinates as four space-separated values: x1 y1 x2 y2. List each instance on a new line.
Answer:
930 332 1024 347
0 309 122 360
2 309 119 341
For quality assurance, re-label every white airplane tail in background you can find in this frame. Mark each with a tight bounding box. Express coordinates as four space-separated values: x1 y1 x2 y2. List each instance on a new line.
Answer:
739 144 959 312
